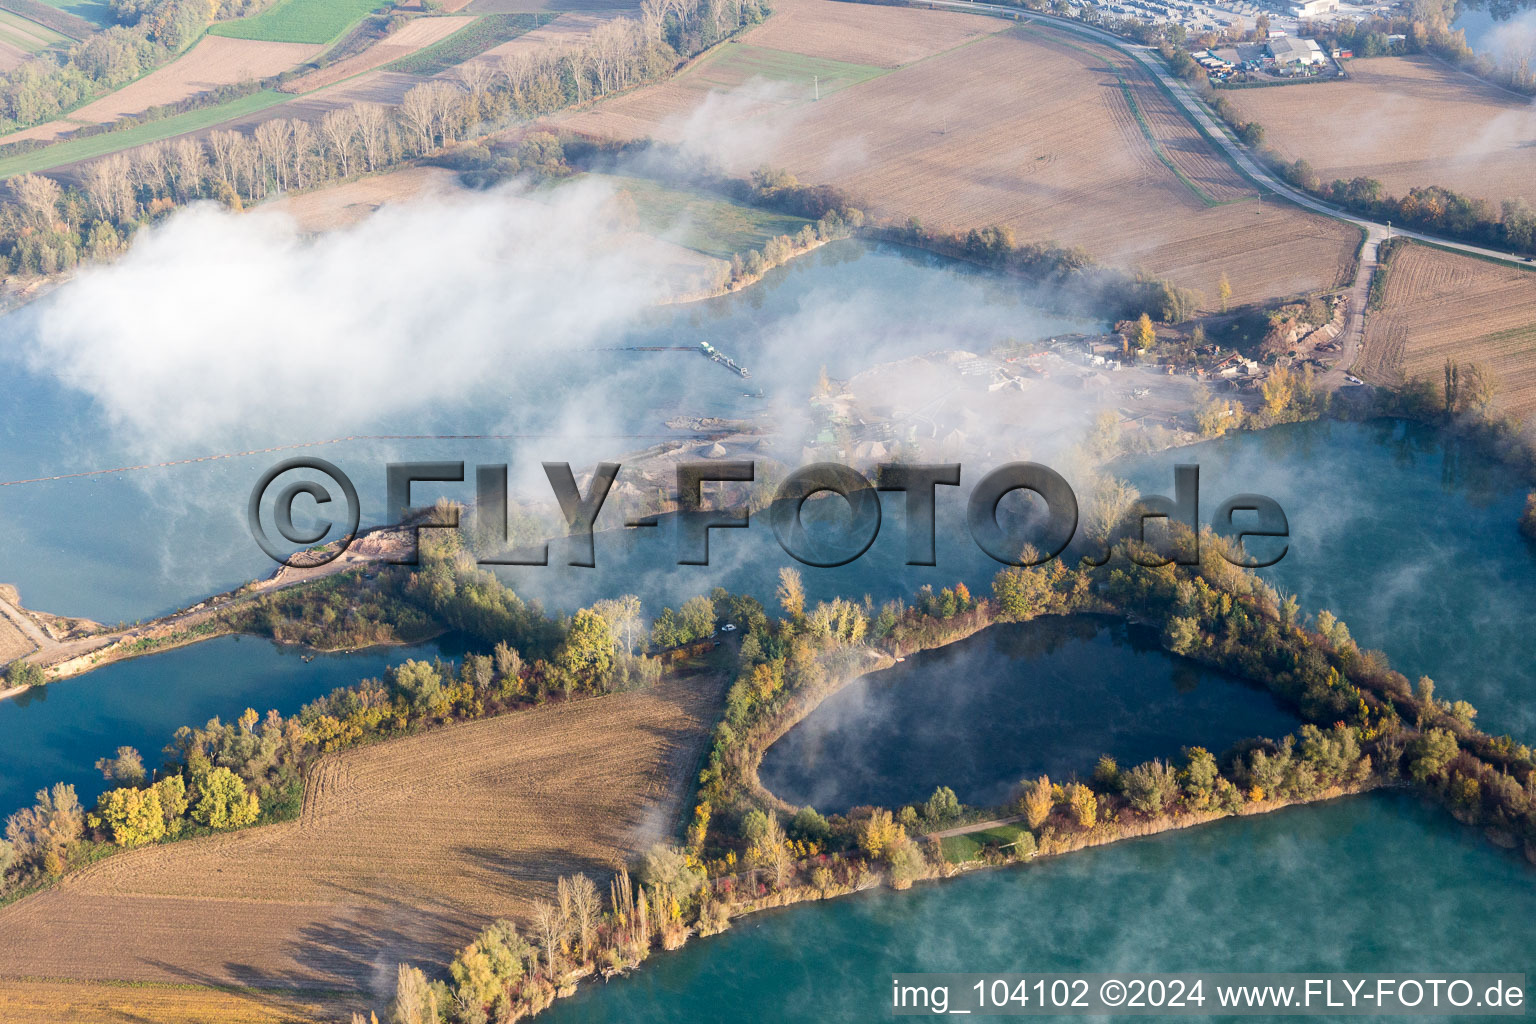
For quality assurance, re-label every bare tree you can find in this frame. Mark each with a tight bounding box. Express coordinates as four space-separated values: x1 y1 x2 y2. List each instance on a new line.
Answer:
9 173 63 226
319 107 357 178
352 102 388 172
456 58 494 101
564 873 599 961
171 137 206 202
81 153 133 223
133 141 174 200
400 84 437 154
640 0 666 44
426 81 467 146
289 117 314 191
530 897 568 978
207 129 240 188
254 118 294 192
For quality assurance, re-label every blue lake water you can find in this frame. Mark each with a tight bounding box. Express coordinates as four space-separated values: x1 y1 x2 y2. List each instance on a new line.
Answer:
544 794 1536 1024
1454 2 1536 55
1 230 1533 1020
0 635 443 814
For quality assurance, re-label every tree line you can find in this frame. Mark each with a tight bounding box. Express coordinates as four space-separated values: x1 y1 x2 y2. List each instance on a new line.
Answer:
0 0 768 277
0 0 272 132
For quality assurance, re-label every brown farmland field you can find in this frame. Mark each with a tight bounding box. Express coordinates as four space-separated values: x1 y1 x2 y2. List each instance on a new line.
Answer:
265 164 464 231
0 980 340 1024
470 10 625 66
743 0 1001 67
1358 243 1536 421
562 9 1358 307
1227 56 1536 205
282 15 475 94
74 36 321 121
0 36 323 145
0 675 724 998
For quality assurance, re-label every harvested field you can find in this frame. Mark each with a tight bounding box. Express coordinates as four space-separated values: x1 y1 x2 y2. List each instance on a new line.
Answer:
0 979 342 1024
0 7 67 71
1227 55 1536 205
744 0 1000 67
1358 242 1536 421
281 15 474 94
0 7 66 50
386 12 551 75
264 165 464 231
471 10 624 65
562 13 1358 306
29 0 109 32
68 36 323 121
465 0 639 11
0 674 724 995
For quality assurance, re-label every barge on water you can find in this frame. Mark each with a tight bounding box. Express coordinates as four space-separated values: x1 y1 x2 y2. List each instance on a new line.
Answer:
699 341 752 379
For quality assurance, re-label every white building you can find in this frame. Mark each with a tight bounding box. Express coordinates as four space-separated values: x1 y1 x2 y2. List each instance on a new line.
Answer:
1290 0 1339 15
1268 36 1327 65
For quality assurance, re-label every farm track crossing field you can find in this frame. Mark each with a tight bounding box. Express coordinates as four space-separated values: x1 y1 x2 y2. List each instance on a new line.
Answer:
1226 55 1536 206
0 89 289 179
562 6 1357 307
1358 242 1536 419
210 0 381 45
0 674 725 994
385 12 552 75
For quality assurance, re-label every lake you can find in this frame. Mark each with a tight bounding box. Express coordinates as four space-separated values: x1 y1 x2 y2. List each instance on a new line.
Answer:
758 616 1301 811
543 793 1536 1023
2 230 1533 1019
0 634 444 814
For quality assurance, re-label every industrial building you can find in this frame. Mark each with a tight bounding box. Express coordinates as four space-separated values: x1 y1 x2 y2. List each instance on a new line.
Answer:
1268 35 1327 64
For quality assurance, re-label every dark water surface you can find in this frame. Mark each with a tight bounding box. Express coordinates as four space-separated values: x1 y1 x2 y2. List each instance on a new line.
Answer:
759 616 1301 810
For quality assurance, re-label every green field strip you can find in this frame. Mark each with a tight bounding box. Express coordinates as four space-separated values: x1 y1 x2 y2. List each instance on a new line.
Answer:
209 0 381 45
0 89 289 178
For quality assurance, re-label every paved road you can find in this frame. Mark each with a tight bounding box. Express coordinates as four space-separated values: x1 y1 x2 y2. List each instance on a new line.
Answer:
918 0 1534 376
